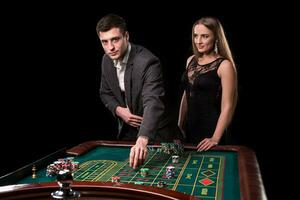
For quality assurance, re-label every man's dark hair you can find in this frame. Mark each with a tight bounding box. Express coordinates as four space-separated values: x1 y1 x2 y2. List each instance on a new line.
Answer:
96 14 127 36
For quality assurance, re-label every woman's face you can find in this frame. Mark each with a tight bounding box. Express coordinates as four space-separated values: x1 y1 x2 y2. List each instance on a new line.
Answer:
193 23 215 54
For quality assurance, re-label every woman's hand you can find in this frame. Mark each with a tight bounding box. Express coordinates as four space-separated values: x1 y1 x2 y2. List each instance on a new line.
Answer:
197 138 218 151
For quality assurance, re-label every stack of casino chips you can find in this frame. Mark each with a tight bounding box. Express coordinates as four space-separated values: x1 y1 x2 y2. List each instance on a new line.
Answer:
165 165 175 179
140 168 149 177
160 142 184 156
111 176 120 182
157 181 167 188
172 155 179 164
46 157 79 177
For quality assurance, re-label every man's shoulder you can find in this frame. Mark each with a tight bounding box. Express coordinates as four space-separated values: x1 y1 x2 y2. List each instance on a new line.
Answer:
131 43 159 63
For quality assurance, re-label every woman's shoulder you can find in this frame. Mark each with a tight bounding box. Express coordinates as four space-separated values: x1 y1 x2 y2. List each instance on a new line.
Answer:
217 59 236 76
186 55 195 68
187 55 195 64
218 59 233 69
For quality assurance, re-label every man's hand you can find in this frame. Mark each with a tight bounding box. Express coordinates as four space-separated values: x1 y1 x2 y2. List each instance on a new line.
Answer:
129 136 149 169
116 106 143 128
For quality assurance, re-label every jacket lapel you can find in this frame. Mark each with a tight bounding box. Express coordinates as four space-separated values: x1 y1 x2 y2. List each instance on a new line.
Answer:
107 60 125 105
124 45 136 112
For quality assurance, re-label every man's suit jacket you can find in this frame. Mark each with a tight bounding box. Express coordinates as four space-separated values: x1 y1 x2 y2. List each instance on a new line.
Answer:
100 44 176 141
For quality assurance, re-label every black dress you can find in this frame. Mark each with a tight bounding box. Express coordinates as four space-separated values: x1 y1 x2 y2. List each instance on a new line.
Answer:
182 57 226 144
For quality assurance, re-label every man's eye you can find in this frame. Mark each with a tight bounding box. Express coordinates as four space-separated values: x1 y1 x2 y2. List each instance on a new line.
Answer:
112 37 120 43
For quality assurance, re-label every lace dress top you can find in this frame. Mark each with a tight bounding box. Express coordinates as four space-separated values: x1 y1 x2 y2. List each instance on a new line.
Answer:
182 57 225 143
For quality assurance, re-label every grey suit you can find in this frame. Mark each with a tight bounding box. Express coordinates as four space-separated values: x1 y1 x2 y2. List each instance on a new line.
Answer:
100 44 179 142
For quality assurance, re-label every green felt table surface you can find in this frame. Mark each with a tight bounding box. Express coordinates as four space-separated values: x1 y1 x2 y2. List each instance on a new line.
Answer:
0 141 267 200
18 146 240 200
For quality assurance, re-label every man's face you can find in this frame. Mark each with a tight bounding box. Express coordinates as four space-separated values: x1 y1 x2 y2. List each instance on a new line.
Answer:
99 27 129 60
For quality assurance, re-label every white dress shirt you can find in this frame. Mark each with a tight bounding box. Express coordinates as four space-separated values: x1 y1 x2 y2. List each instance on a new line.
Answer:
113 43 131 92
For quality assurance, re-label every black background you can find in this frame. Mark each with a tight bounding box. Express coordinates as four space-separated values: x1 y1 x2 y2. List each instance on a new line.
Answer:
1 2 296 199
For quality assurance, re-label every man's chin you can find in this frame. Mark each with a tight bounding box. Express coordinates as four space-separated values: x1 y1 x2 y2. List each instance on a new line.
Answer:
109 55 120 60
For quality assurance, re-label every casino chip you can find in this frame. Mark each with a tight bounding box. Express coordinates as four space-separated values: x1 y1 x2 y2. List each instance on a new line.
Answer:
111 176 120 182
140 168 149 177
157 181 167 188
134 181 144 185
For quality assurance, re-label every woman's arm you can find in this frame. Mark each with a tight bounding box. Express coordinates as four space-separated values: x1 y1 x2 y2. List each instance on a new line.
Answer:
178 91 187 137
197 59 237 151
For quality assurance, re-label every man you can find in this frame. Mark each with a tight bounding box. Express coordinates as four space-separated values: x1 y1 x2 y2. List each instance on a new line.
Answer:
96 14 180 169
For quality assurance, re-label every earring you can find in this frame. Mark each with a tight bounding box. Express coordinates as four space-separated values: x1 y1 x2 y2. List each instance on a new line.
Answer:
214 40 218 54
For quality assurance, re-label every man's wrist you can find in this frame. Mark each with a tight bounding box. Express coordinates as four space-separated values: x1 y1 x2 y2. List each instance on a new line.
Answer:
115 106 121 117
137 136 149 145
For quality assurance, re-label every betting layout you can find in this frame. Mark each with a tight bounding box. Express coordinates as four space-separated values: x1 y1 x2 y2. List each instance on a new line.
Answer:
54 142 226 200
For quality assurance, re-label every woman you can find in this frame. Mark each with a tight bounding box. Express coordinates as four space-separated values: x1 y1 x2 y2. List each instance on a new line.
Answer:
178 16 238 151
